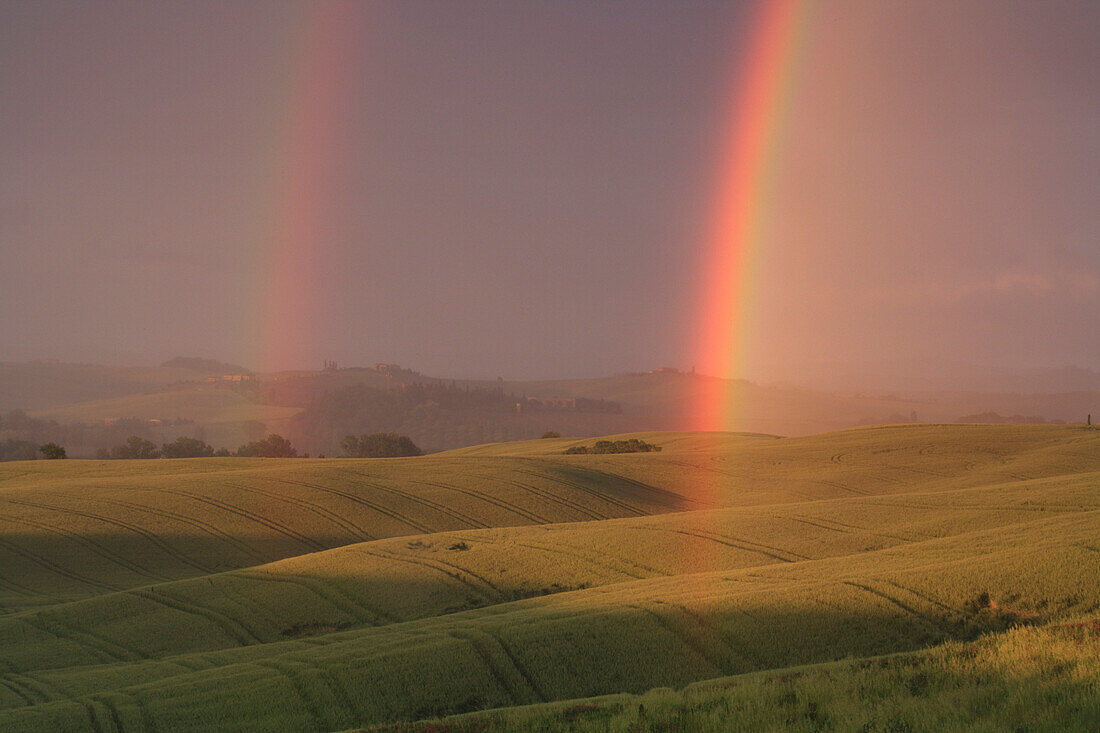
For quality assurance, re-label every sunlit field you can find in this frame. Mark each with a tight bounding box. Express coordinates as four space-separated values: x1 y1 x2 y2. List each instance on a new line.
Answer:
0 424 1096 730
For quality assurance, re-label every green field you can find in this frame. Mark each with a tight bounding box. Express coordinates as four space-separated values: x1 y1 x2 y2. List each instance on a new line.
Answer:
0 424 1096 730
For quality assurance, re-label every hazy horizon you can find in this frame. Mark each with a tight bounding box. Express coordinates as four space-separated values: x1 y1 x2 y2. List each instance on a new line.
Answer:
3 1 1097 385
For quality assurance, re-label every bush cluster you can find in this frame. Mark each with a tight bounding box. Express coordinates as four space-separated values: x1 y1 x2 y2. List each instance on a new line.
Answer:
341 432 422 458
564 438 662 455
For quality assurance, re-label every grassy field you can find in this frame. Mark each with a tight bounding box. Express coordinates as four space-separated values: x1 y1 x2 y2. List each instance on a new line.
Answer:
374 618 1099 732
0 424 1095 730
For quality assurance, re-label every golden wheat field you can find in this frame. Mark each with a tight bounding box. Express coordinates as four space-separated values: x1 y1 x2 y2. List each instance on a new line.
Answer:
0 424 1096 731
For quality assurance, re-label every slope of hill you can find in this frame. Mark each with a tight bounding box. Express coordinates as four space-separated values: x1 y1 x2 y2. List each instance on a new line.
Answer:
0 362 203 411
0 425 1095 730
26 384 302 451
378 618 1099 732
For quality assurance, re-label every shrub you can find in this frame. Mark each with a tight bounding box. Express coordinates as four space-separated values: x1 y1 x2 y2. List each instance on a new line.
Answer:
564 439 662 455
39 442 67 459
109 436 161 459
541 431 561 439
341 432 422 458
161 437 215 459
237 434 297 458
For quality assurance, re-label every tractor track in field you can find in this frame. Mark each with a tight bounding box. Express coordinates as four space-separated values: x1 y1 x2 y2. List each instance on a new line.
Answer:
0 677 38 707
254 659 329 732
449 627 544 705
153 488 326 553
486 630 548 702
49 491 268 564
355 547 500 598
409 479 552 525
233 571 393 625
674 601 759 670
860 499 1082 515
202 578 277 632
666 600 750 670
90 694 125 733
0 512 169 583
18 614 134 666
784 514 916 544
343 473 497 529
641 526 803 564
552 462 712 510
842 581 940 628
797 514 924 543
508 539 650 580
882 580 955 613
510 466 648 517
468 472 610 521
813 479 871 496
0 535 120 593
289 657 359 726
0 571 48 598
127 588 263 646
629 603 726 674
226 481 375 543
0 497 215 575
6 674 59 706
272 477 432 535
77 698 107 733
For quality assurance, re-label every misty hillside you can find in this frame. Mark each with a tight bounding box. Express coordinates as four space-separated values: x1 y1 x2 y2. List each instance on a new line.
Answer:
1 360 1096 457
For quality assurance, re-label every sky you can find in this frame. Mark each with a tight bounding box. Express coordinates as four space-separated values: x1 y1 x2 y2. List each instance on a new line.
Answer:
1 1 1097 386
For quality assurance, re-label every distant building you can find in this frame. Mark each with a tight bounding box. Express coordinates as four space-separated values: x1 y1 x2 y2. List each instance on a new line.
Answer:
648 367 680 374
375 363 401 374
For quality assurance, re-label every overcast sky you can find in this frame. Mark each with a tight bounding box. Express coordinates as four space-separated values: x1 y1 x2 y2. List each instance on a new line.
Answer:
2 1 1097 384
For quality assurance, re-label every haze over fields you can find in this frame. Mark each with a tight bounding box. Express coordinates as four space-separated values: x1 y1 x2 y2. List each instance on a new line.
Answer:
1 1 1098 730
1 0 1097 387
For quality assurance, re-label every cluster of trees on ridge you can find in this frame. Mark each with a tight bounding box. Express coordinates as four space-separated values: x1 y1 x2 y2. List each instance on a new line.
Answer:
288 382 622 455
93 434 299 459
0 409 198 460
74 432 424 460
563 438 662 455
341 433 422 457
95 436 223 459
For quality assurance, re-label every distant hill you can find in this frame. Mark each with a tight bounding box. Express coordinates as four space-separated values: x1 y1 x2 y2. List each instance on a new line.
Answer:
160 356 252 374
2 360 1096 455
0 361 201 411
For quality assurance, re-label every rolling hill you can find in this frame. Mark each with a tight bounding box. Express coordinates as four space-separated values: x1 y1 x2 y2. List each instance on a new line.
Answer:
4 361 1096 456
0 424 1096 730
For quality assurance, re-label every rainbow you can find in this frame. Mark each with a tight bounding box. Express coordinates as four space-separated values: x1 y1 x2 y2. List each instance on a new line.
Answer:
692 0 812 431
254 2 359 372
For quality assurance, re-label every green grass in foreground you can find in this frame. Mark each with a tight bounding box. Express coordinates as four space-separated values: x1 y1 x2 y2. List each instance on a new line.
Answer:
361 618 1100 732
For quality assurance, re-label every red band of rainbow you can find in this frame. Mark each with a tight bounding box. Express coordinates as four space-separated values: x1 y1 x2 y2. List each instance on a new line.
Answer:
693 0 812 431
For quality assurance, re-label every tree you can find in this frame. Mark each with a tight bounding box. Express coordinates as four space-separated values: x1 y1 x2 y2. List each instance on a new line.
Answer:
162 436 216 458
238 434 297 458
39 442 67 459
0 439 39 461
109 436 161 459
541 431 561 439
341 432 422 458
